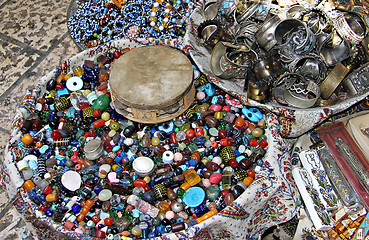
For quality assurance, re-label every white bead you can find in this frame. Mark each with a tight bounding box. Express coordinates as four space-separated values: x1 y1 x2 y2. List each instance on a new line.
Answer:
151 11 156 16
159 25 164 31
163 17 169 22
153 2 159 7
165 8 170 13
150 21 156 27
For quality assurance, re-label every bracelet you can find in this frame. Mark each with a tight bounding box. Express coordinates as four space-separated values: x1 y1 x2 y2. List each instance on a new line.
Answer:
319 62 349 99
282 74 321 108
197 20 224 50
210 41 257 79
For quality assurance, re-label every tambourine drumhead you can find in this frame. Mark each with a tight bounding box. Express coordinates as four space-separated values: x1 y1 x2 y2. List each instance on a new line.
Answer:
109 45 195 123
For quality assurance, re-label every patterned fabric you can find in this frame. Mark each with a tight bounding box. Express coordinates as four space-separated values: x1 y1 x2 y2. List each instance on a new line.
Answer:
184 6 369 138
1 38 299 239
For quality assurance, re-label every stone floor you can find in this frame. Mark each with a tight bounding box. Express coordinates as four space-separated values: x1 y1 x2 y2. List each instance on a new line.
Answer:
0 0 80 238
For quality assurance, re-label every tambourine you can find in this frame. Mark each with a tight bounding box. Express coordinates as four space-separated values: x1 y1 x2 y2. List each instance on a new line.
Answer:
109 45 195 124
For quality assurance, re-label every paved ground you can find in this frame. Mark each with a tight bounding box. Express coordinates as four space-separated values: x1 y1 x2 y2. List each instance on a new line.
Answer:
0 0 80 238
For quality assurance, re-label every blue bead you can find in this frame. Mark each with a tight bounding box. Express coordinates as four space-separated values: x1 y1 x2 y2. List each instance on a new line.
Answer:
45 209 54 217
72 203 81 213
189 159 198 166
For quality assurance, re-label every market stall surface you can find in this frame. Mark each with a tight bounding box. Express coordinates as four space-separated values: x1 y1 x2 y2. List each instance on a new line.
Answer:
0 0 312 239
0 0 79 238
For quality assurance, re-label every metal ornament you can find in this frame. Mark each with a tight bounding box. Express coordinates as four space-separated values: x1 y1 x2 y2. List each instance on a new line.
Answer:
210 41 257 79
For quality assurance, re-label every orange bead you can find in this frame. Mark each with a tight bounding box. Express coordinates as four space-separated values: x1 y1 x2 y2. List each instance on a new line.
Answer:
85 199 94 209
234 117 245 127
247 169 255 179
180 182 191 191
57 74 65 84
243 176 254 186
191 151 201 162
80 207 89 215
24 180 35 191
21 133 34 145
46 194 58 202
104 217 113 226
35 141 43 148
77 213 86 222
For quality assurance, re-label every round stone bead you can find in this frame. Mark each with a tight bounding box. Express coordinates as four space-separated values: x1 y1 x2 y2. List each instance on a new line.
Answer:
98 189 112 201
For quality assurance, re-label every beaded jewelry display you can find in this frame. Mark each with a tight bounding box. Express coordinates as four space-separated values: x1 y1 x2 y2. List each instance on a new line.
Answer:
68 0 196 47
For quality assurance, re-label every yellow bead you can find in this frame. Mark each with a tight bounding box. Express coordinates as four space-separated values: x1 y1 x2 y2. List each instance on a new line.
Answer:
151 137 160 146
112 164 119 171
64 74 72 80
73 66 84 77
101 112 110 121
143 176 151 183
149 16 156 22
83 89 91 96
214 111 223 119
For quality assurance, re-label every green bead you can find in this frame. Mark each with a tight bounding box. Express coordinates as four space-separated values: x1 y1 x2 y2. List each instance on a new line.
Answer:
174 127 180 133
51 202 58 211
260 135 267 140
110 121 120 131
76 129 85 139
177 188 186 198
93 94 111 111
187 143 198 154
78 136 86 145
179 123 191 132
178 143 186 151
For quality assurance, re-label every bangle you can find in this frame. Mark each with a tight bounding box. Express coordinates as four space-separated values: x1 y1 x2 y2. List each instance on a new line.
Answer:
319 62 349 100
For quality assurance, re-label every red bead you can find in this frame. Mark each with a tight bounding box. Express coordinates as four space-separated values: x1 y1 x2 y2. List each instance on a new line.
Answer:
195 127 204 136
51 130 62 140
55 83 64 90
83 132 90 138
133 179 147 188
218 129 227 139
39 204 47 212
186 129 195 138
170 132 178 143
93 109 102 117
259 139 268 148
229 159 239 168
222 106 231 111
117 150 123 155
247 169 255 178
103 142 112 152
144 186 151 192
104 217 114 226
95 229 106 239
220 189 229 197
93 119 106 128
92 214 100 223
42 185 53 195
78 102 90 110
220 138 232 146
250 139 258 146
113 50 121 59
89 129 97 137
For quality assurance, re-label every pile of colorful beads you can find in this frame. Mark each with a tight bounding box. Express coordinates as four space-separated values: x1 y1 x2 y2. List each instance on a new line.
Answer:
15 46 269 239
68 0 196 47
